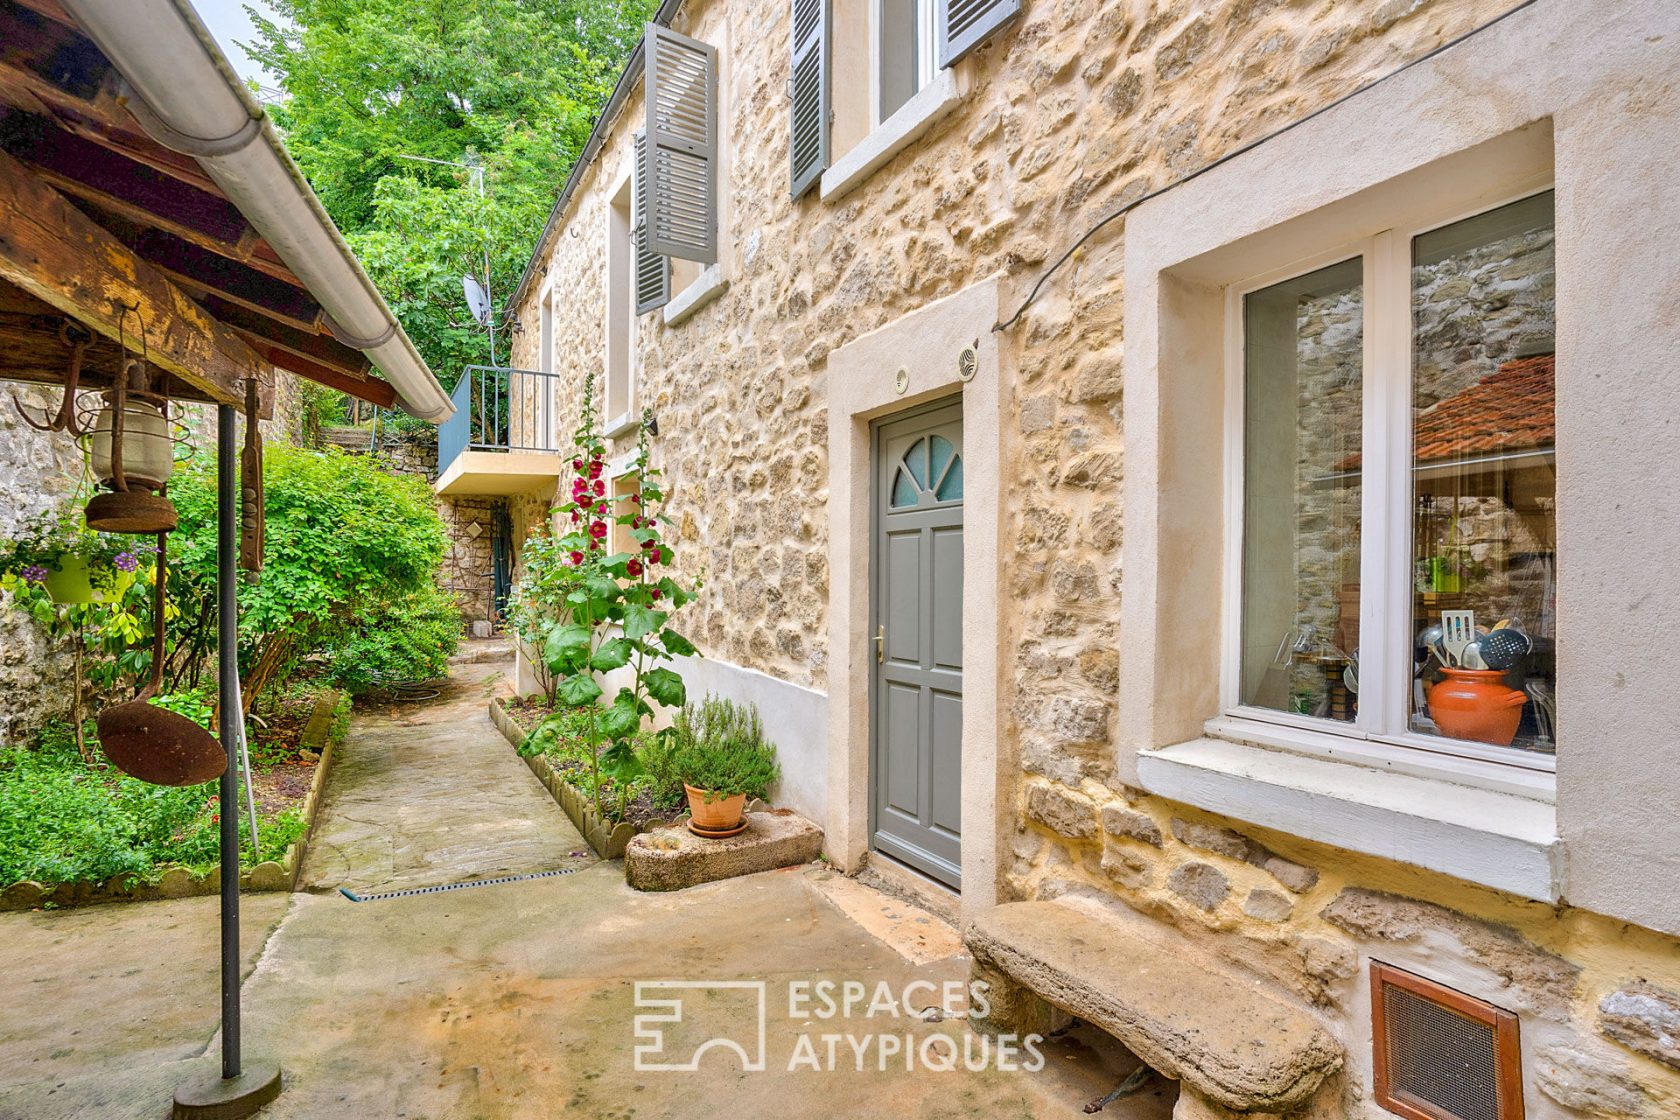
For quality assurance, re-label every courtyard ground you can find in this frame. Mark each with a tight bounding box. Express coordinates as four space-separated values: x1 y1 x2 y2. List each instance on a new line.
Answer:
0 655 1174 1119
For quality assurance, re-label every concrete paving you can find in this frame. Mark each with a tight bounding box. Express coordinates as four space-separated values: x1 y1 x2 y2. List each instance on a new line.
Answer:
301 661 596 894
0 657 1175 1119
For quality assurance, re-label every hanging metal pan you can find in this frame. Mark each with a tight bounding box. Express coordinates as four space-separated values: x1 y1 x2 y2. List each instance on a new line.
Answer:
97 532 225 786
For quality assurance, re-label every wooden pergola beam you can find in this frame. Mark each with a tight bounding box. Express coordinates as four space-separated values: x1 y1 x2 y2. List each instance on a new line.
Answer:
237 332 397 409
0 147 265 406
198 295 370 376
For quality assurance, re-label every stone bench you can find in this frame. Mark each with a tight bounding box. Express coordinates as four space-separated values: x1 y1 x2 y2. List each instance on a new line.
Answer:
965 901 1342 1118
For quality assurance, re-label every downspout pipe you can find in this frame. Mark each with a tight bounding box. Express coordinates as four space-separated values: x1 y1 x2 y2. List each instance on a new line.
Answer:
59 0 454 422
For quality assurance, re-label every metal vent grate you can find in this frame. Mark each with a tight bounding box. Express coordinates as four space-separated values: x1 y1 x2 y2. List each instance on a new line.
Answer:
1371 962 1523 1120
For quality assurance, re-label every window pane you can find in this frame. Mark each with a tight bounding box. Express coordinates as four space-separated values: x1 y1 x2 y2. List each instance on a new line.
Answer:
1410 192 1556 754
1241 258 1364 722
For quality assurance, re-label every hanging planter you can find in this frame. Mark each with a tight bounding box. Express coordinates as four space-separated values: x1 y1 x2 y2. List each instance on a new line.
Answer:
41 555 94 604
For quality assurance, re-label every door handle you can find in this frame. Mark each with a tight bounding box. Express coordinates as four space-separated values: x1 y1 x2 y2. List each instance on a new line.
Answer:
875 625 885 664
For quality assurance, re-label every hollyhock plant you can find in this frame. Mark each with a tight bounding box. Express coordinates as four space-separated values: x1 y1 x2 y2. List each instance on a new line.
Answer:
516 375 701 823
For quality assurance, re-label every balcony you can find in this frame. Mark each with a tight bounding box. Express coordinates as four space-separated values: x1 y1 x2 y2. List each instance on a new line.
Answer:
435 366 565 497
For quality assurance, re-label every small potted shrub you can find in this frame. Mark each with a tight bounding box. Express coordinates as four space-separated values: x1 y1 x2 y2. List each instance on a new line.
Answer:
648 696 780 836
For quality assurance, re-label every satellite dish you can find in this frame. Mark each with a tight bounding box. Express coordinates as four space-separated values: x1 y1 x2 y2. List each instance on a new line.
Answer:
462 275 490 325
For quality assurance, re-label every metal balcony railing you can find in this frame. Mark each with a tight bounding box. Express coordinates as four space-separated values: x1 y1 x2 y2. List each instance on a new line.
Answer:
438 365 562 471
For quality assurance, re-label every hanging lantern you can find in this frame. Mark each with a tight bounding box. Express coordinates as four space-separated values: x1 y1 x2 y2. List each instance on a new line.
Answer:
85 359 179 534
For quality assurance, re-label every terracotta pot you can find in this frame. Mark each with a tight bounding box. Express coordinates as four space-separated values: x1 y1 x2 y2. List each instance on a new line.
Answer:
1427 668 1527 746
684 784 746 832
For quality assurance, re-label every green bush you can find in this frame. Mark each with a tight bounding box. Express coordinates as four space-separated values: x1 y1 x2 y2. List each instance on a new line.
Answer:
168 444 455 705
0 721 298 886
324 583 462 693
641 695 779 805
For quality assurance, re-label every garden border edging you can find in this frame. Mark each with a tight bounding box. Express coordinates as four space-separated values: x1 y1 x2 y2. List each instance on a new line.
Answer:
0 688 347 910
489 695 683 860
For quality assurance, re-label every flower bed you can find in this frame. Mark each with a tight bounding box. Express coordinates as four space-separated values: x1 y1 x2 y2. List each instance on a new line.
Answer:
0 687 349 909
491 696 691 859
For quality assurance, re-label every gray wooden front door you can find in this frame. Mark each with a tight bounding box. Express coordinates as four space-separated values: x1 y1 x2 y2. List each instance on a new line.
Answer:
871 402 964 889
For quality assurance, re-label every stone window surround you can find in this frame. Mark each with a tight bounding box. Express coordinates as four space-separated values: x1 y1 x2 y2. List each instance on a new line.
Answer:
1117 0 1680 933
820 55 966 203
826 274 1005 922
1124 125 1563 903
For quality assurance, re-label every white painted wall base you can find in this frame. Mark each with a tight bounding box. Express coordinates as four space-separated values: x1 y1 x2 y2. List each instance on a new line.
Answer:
598 654 830 828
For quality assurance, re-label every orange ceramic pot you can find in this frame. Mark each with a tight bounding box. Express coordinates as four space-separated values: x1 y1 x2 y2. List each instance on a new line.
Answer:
1427 668 1527 746
684 784 746 832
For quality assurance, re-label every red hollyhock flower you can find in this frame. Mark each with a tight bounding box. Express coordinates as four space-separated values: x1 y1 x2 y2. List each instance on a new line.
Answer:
568 551 584 565
588 460 603 479
630 492 641 504
625 558 643 578
592 479 605 496
589 520 608 539
570 510 580 523
650 589 662 600
572 459 584 471
649 547 663 565
578 495 594 509
641 538 655 550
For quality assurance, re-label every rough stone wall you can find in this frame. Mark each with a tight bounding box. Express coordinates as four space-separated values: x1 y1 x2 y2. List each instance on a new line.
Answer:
508 0 1680 1114
0 387 82 744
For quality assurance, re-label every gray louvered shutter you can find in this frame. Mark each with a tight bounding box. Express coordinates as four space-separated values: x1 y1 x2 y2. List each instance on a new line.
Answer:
633 130 671 315
938 0 1021 69
788 0 830 200
643 24 718 264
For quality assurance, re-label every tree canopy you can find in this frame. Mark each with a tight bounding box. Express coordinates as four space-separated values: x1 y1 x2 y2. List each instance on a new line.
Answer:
245 0 654 386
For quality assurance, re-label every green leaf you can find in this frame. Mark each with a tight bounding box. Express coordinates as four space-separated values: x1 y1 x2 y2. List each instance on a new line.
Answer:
600 737 643 782
598 695 641 741
556 674 602 707
590 638 633 672
622 603 668 641
644 666 686 709
658 628 698 657
543 624 591 673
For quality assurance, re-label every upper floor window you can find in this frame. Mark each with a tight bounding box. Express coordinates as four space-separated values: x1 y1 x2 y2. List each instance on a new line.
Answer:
1233 191 1557 764
876 0 937 123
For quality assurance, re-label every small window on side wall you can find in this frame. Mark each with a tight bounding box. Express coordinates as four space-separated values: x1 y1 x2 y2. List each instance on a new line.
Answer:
1234 191 1557 764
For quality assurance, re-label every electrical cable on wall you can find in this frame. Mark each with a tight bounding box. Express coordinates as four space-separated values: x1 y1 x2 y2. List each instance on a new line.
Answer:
993 0 1547 333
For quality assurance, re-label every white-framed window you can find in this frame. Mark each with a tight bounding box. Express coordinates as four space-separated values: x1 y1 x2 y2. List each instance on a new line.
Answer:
604 164 638 430
1224 187 1558 773
875 0 937 124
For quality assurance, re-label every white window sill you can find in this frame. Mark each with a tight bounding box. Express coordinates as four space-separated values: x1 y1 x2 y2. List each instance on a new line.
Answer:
664 262 729 326
603 410 640 440
1136 737 1562 902
820 68 964 203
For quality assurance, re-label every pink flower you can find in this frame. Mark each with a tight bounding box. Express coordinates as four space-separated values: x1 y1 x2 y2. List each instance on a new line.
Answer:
570 510 580 524
649 547 663 565
592 479 605 497
572 459 584 471
626 558 643 578
589 520 607 540
578 495 593 509
588 459 603 480
568 551 584 565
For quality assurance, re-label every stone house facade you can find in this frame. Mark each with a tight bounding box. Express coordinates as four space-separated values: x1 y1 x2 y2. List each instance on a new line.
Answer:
486 0 1680 1116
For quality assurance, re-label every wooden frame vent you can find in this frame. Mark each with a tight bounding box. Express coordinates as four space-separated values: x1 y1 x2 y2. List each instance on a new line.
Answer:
1371 962 1523 1120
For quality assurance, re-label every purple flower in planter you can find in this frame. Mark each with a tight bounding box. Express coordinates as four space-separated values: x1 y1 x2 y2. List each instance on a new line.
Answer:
113 552 139 572
20 564 48 582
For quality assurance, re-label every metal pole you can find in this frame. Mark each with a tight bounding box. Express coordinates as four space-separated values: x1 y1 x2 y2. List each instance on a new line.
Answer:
217 403 241 1081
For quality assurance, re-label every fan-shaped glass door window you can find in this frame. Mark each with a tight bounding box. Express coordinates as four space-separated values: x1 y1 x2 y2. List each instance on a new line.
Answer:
890 434 963 508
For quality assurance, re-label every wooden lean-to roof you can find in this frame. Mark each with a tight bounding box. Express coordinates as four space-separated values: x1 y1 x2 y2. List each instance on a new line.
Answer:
0 0 426 416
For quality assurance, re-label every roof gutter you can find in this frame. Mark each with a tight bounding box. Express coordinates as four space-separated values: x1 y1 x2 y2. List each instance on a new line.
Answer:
505 0 684 318
58 0 454 422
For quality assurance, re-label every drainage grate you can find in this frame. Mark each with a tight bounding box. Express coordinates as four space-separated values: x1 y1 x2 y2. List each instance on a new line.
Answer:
337 867 581 902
